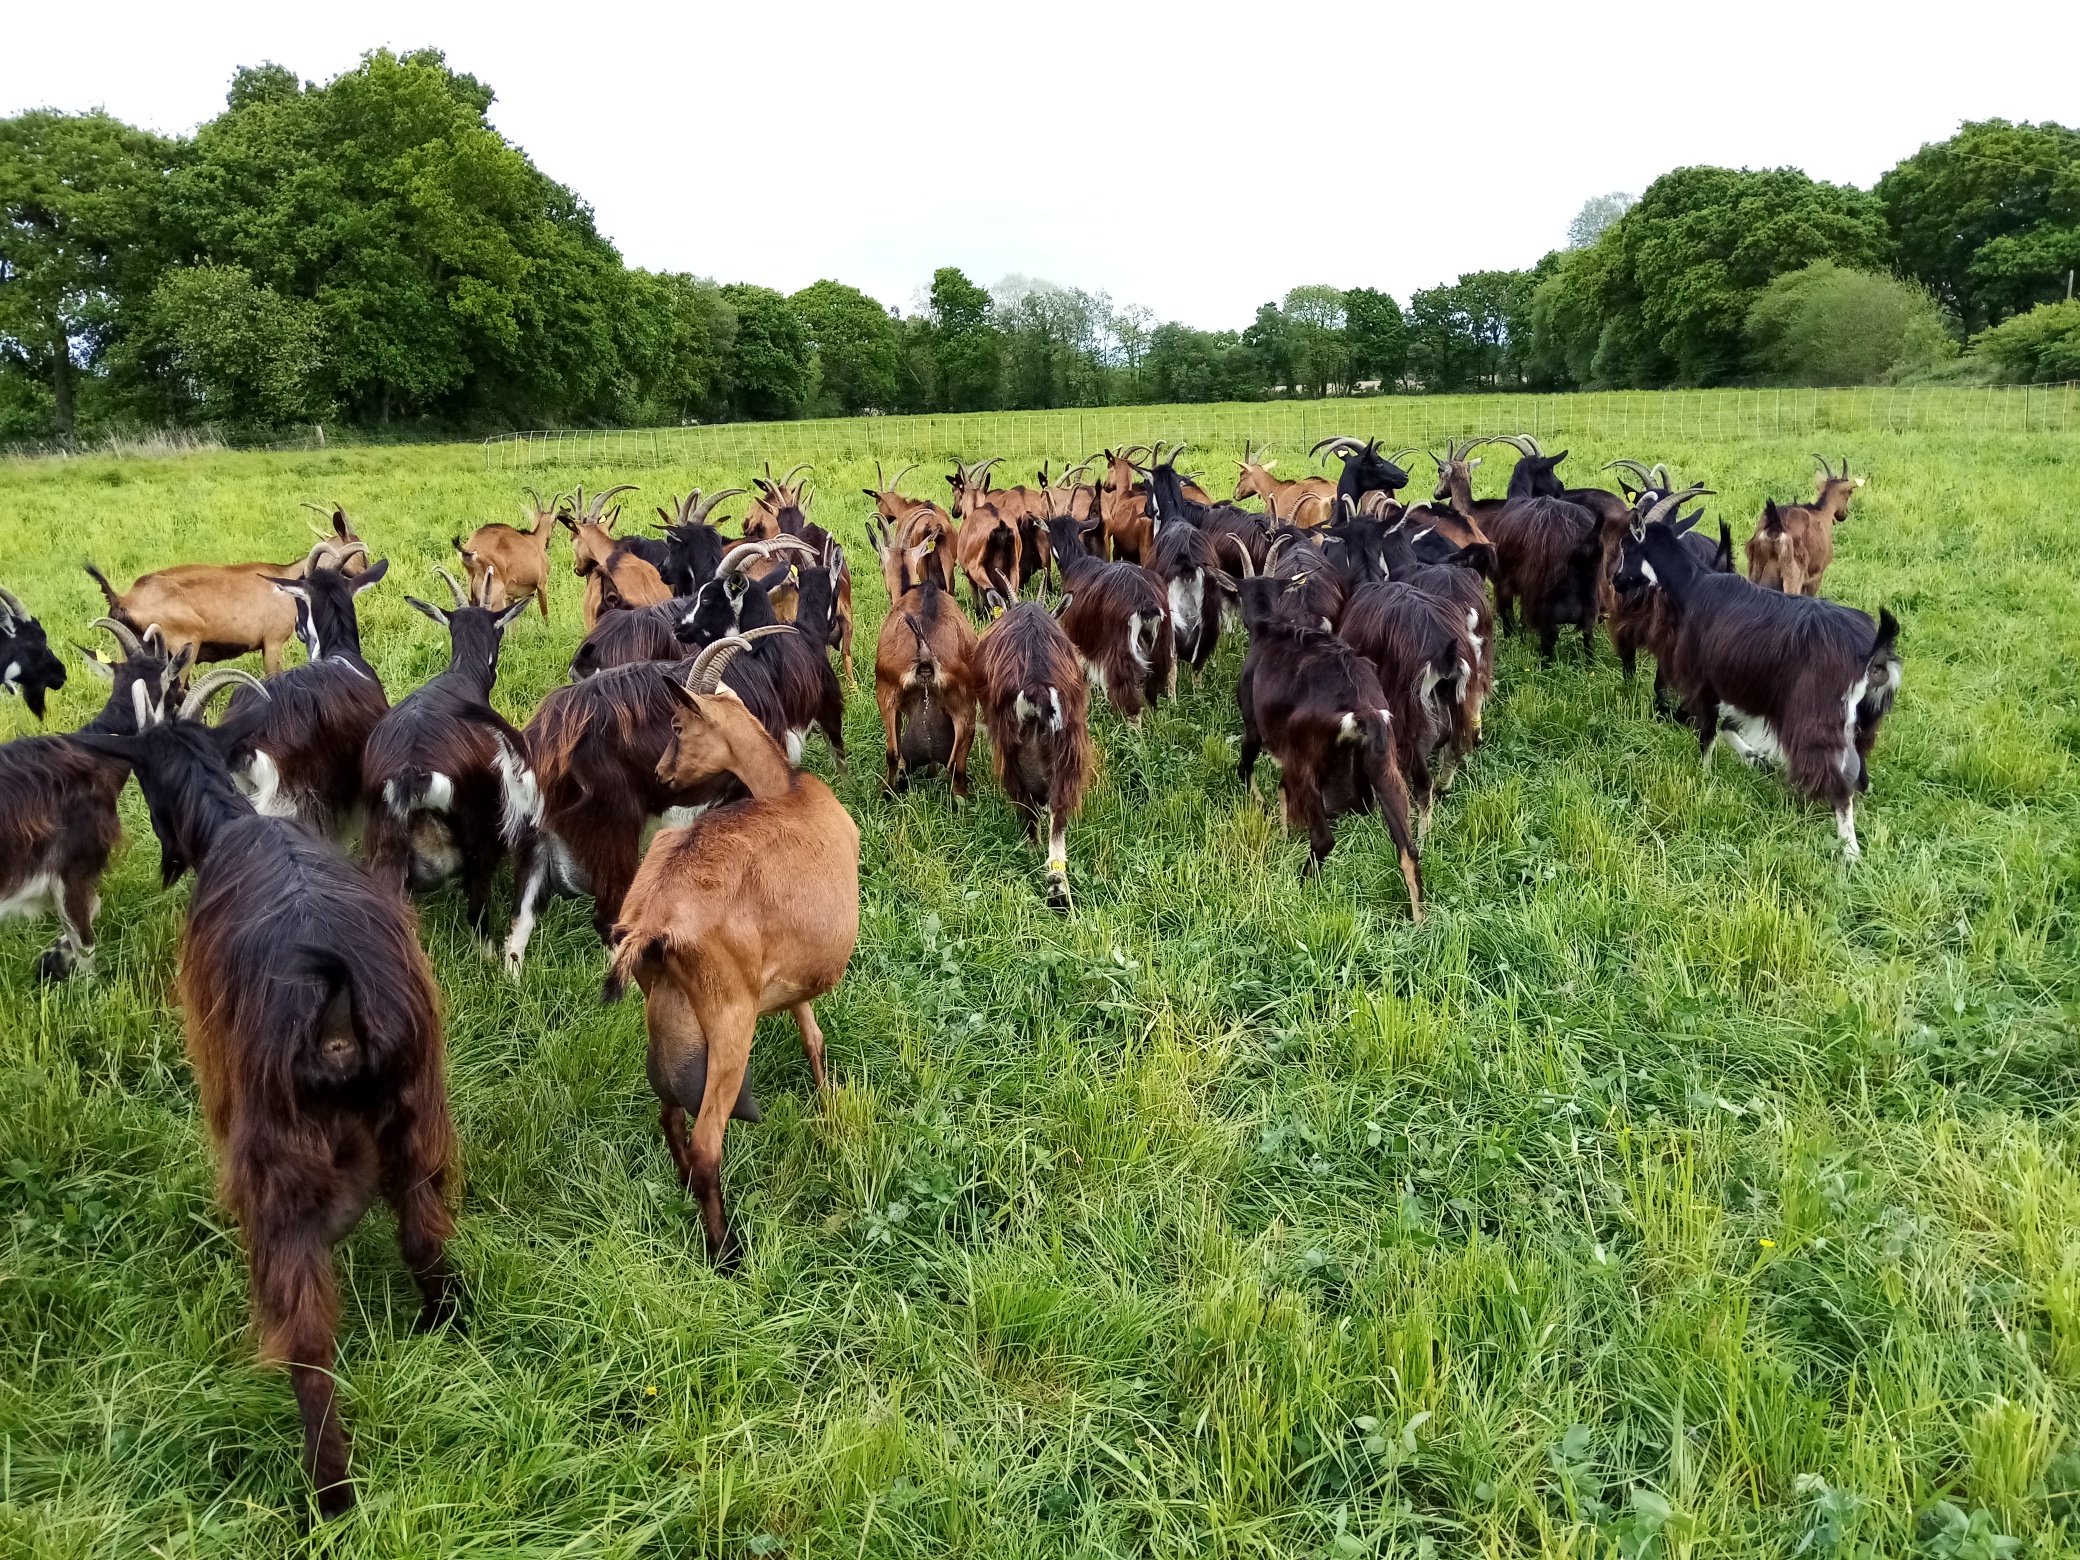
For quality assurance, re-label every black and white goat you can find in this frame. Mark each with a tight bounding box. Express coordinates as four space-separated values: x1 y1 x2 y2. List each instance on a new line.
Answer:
674 538 843 763
0 619 180 976
1614 509 1902 858
222 543 391 839
360 570 539 964
0 583 67 720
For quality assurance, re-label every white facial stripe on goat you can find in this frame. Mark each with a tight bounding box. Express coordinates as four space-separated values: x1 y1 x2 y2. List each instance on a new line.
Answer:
0 872 57 921
1014 691 1038 725
1126 613 1151 672
1638 559 1659 586
494 741 544 846
1168 578 1201 641
423 773 455 811
1839 676 1868 776
1337 712 1365 745
130 681 151 731
2 661 19 694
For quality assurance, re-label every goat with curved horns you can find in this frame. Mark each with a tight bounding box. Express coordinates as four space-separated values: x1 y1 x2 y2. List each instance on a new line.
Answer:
453 488 564 619
1747 454 1865 596
604 637 860 1269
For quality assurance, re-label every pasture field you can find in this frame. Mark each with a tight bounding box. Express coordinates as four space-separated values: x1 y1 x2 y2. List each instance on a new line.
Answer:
1 402 2077 1557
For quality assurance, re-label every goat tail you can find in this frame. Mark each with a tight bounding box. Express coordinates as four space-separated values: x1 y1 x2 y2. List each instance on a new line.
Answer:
83 562 123 611
601 932 664 1005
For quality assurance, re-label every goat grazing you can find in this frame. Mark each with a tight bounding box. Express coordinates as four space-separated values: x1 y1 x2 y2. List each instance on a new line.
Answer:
86 505 369 675
220 543 391 839
68 667 458 1519
974 604 1093 910
0 619 179 977
1231 548 1423 914
361 570 538 963
1615 509 1901 858
870 520 980 796
603 665 860 1268
1046 512 1173 716
1748 455 1864 595
0 583 66 719
453 489 563 618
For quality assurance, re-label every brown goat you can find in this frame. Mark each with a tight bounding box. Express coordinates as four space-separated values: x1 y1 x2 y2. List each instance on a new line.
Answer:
1748 455 1864 595
556 484 644 628
742 464 814 539
864 472 957 593
604 664 859 1269
1234 440 1335 527
975 603 1093 910
870 521 980 796
85 505 369 675
1046 513 1173 717
453 488 563 619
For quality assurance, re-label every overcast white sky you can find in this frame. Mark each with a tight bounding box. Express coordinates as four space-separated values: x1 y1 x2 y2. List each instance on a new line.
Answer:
10 0 2076 331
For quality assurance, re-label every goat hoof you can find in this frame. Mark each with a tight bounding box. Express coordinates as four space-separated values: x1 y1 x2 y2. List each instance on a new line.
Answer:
707 1226 745 1274
416 1295 466 1334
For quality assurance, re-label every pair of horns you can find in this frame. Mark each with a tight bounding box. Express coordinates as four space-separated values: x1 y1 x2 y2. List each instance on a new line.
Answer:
435 565 498 609
1604 458 1674 493
305 538 369 574
1310 435 1372 463
572 483 637 522
875 461 920 494
1637 484 1715 528
1479 433 1545 459
300 500 351 539
680 622 794 695
1814 453 1851 480
664 487 746 527
0 582 25 630
717 535 818 580
177 665 269 723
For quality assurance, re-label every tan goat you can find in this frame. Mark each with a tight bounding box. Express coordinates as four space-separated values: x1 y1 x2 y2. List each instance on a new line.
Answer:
557 484 656 629
86 506 369 675
453 488 563 618
869 520 980 796
1747 455 1864 596
1234 440 1335 527
604 644 860 1269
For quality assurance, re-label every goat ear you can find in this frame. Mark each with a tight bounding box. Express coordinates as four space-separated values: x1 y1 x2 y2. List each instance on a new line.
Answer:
661 675 704 713
495 599 529 630
405 597 450 627
351 558 389 592
66 730 143 764
1261 458 1277 471
265 576 309 602
75 645 116 680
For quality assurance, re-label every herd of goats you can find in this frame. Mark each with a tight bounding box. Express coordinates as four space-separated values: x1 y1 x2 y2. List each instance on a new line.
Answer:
0 435 1899 1516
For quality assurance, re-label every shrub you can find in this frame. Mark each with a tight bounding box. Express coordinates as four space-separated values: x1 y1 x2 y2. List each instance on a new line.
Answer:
1969 299 2080 384
1744 263 1955 385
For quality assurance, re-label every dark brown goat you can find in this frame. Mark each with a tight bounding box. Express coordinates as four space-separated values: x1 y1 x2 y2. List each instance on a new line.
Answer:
1616 513 1901 858
1045 513 1173 717
69 669 457 1520
511 637 793 954
1482 492 1606 661
361 570 537 965
974 604 1093 910
1339 580 1477 837
1231 551 1423 915
222 543 391 839
604 667 859 1268
0 619 180 977
870 521 980 795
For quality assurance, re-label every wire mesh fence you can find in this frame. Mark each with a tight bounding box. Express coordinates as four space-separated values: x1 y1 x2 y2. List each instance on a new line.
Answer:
483 385 2079 472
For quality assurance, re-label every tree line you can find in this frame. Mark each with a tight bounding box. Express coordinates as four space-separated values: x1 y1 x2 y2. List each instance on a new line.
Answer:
3 49 2076 442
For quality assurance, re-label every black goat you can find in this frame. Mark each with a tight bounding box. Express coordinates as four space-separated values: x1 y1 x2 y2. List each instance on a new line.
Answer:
675 539 843 763
1044 513 1173 716
0 582 66 720
1149 520 1233 679
361 570 538 965
1614 515 1902 858
1339 580 1477 836
570 599 693 679
1312 436 1416 512
651 488 745 594
0 618 179 976
222 545 391 839
67 669 456 1520
1230 548 1423 914
1610 502 1734 716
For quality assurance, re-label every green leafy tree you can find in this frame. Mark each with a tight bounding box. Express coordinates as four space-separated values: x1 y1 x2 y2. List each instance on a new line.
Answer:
1406 271 1536 391
1143 323 1261 403
719 284 808 420
1241 302 1294 393
1529 165 1889 387
1281 286 1349 396
167 51 626 426
1878 119 2080 332
1970 298 2080 383
0 110 177 438
1342 287 1407 390
144 263 328 426
1744 262 1954 385
789 279 896 415
928 266 1000 411
617 270 732 424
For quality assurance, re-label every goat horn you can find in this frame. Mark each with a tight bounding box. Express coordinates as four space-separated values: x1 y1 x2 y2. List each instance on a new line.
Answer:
1602 458 1656 485
775 463 813 489
685 634 753 694
437 567 469 607
1383 449 1419 466
91 616 143 658
884 463 918 493
178 668 269 722
1223 535 1256 578
691 487 746 522
1812 453 1835 480
1642 485 1714 526
585 483 637 519
0 583 22 624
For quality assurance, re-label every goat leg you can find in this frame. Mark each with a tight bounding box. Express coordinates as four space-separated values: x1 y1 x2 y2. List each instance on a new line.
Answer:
791 1001 828 1093
948 704 975 801
387 1162 460 1333
684 999 755 1271
250 1214 354 1519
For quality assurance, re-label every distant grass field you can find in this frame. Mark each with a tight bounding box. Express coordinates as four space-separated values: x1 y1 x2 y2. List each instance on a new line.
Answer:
1 402 2077 1557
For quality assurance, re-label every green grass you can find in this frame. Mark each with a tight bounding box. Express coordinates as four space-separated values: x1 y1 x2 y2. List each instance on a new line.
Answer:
1 401 2077 1557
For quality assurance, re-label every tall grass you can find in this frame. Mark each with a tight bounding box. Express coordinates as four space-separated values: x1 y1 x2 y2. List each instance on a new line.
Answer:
1 411 2076 1556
